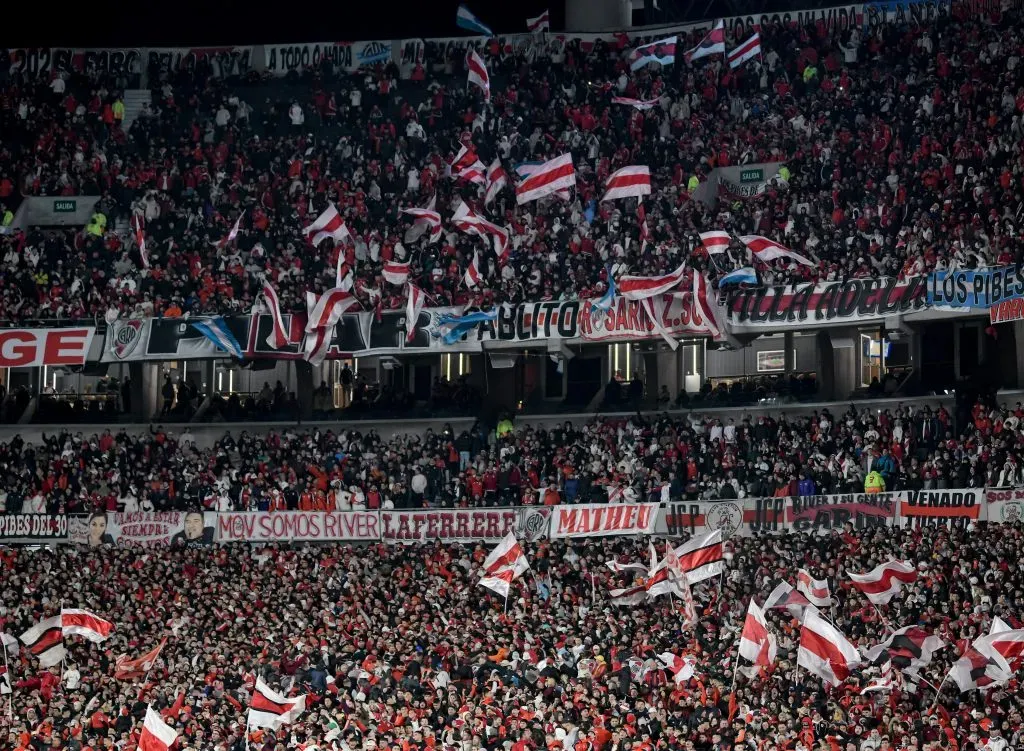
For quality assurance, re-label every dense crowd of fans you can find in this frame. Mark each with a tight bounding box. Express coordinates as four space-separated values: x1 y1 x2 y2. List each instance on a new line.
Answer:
0 3 1020 320
0 395 1021 516
3 519 1024 751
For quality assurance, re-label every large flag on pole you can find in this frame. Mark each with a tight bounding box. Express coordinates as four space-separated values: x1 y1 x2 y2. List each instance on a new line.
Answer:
248 677 307 730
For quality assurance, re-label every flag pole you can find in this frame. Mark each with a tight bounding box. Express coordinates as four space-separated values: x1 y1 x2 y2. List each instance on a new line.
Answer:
3 638 11 719
927 675 948 714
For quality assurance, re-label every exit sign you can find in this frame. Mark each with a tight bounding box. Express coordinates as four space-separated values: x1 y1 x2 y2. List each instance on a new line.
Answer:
53 200 77 213
739 169 763 184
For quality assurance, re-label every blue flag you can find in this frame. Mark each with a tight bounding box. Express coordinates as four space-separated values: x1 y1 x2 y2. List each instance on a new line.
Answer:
191 317 245 360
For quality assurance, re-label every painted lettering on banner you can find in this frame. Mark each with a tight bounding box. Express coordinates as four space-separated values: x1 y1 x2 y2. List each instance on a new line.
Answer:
863 0 953 29
743 497 788 533
659 501 745 538
927 266 1024 309
984 488 1024 525
381 508 545 543
0 328 94 368
549 503 658 539
70 512 217 548
0 514 68 543
265 41 391 75
216 512 380 542
898 489 981 528
790 493 896 533
147 47 253 76
726 276 929 327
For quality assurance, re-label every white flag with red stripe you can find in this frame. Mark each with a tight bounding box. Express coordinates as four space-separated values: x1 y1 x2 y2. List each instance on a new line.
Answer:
466 49 490 101
860 660 901 695
602 166 651 202
797 608 861 686
515 153 575 204
402 202 443 244
464 251 483 289
847 560 917 605
485 159 508 205
657 652 697 684
139 706 178 751
305 288 360 333
248 677 307 730
213 211 244 250
673 529 725 584
255 281 289 350
618 263 687 301
979 617 1024 671
479 532 529 598
740 235 815 267
131 211 150 268
382 260 411 286
450 144 487 185
405 284 426 343
611 96 661 110
699 231 731 255
797 569 832 607
526 9 549 32
303 203 351 247
738 600 777 667
452 202 511 263
61 608 114 643
728 32 761 69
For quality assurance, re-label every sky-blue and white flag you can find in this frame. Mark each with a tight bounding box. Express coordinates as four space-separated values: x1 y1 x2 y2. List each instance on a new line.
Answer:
456 5 494 36
191 317 245 360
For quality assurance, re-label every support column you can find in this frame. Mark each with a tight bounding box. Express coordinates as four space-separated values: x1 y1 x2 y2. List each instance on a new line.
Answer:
642 352 659 409
784 331 795 375
294 361 314 421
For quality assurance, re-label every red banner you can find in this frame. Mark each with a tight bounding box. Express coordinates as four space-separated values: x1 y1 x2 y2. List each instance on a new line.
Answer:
549 503 659 539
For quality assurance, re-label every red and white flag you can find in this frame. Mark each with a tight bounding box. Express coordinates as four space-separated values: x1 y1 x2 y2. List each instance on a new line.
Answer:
302 325 333 366
860 660 902 695
728 32 761 69
450 144 487 185
692 272 721 339
62 608 114 643
515 153 576 204
305 288 360 333
401 207 443 244
139 706 178 751
20 616 66 668
739 235 815 267
699 230 731 255
602 166 651 202
526 9 550 32
466 49 490 101
609 583 647 606
213 211 244 250
686 19 725 61
248 677 307 730
479 532 530 597
618 262 688 301
0 664 9 696
797 569 832 607
637 198 651 249
452 202 511 263
484 159 508 205
797 608 861 686
847 560 917 605
657 652 697 684
611 96 661 110
382 260 411 286
131 211 150 268
115 638 168 680
763 581 813 617
738 600 777 667
256 281 289 350
673 529 725 584
464 251 483 289
405 284 426 343
979 617 1024 670
303 203 351 247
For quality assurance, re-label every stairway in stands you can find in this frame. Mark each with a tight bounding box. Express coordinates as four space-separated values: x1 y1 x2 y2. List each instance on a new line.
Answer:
120 89 151 133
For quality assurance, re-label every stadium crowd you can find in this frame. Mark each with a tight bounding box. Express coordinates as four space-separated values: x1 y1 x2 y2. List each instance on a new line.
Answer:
0 2 1021 320
0 395 1020 518
2 515 1023 751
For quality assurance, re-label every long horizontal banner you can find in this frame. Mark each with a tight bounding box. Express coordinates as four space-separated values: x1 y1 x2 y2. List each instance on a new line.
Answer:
9 0 981 86
2 488 1017 546
0 327 95 367
927 266 1024 309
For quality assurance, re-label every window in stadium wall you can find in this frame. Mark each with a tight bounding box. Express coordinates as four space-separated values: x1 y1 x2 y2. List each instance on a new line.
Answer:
860 333 886 387
441 353 471 382
608 343 634 381
331 359 358 409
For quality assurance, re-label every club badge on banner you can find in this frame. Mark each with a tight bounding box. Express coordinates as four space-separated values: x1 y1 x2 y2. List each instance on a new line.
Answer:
70 511 218 547
549 503 659 539
380 508 550 543
215 512 380 542
0 514 69 543
898 489 982 528
985 488 1024 525
657 501 746 538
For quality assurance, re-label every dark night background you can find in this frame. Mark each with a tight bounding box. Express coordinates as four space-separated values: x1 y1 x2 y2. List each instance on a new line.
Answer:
12 0 811 47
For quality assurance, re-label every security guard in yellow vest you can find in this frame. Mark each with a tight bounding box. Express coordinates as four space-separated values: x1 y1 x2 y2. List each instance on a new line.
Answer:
1 206 12 230
86 211 107 237
112 98 125 125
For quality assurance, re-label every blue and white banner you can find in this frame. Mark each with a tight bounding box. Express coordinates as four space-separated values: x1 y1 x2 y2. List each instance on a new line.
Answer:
926 266 1024 309
191 317 245 359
